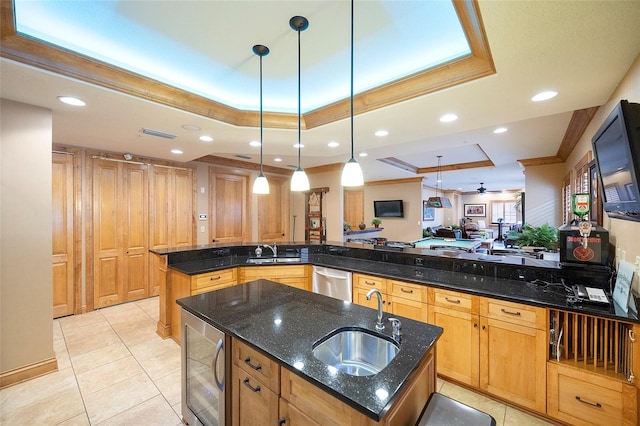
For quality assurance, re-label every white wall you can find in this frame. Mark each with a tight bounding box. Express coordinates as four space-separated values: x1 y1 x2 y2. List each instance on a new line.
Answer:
1 99 54 374
365 180 423 241
524 163 564 227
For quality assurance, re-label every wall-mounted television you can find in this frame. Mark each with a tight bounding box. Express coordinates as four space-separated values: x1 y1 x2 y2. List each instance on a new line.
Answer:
591 100 640 221
373 200 404 218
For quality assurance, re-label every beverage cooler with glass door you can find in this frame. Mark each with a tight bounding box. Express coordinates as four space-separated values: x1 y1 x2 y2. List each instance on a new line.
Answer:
181 309 227 426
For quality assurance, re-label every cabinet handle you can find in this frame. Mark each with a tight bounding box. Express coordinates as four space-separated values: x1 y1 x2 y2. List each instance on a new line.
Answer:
244 357 262 371
210 276 221 281
445 297 461 304
474 323 478 328
400 288 413 294
482 325 486 330
575 396 602 408
243 377 261 393
278 418 287 425
500 308 521 316
364 280 376 286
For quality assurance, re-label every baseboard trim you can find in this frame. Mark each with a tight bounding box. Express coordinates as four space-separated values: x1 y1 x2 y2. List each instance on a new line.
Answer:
0 357 58 389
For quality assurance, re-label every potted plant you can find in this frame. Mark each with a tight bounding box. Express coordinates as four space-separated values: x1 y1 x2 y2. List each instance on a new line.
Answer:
516 223 558 251
371 218 382 228
343 222 352 232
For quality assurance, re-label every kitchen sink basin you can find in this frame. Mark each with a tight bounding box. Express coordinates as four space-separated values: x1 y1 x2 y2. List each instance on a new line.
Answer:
312 327 399 376
246 257 301 264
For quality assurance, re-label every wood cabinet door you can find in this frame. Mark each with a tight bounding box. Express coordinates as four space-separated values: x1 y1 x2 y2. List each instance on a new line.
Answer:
93 159 149 308
258 175 289 242
210 169 249 244
149 166 171 249
479 316 547 412
389 296 428 322
232 365 279 426
343 188 364 229
52 152 74 318
278 398 320 426
122 163 148 301
173 168 194 247
93 159 123 308
429 305 479 387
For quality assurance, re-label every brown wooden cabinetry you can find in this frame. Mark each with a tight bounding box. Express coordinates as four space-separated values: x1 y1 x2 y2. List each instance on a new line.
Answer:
353 274 428 323
232 338 280 426
169 268 237 343
239 265 310 291
428 288 480 387
479 298 547 412
304 187 328 243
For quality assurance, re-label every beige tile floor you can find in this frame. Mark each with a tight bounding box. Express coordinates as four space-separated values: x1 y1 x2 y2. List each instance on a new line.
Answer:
1 296 554 425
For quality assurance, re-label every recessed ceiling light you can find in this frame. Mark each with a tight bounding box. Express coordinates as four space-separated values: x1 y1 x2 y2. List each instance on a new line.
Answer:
328 141 339 148
249 140 261 147
274 157 282 162
182 124 200 131
57 96 85 106
293 143 304 149
375 130 389 137
199 135 213 142
171 149 183 154
493 127 508 134
440 113 458 123
359 152 368 157
531 90 557 102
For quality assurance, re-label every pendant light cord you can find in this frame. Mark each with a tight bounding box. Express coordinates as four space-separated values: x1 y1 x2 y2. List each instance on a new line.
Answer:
350 0 355 162
259 54 264 174
297 26 302 168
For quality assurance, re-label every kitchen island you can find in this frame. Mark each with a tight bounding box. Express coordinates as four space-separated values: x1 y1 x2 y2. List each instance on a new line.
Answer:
177 279 442 424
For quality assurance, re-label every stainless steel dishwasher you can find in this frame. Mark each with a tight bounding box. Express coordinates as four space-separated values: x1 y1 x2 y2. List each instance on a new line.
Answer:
312 266 352 302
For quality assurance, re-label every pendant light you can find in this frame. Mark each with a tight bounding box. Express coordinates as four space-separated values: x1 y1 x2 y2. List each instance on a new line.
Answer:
426 155 452 208
290 16 310 192
252 44 270 194
341 0 364 187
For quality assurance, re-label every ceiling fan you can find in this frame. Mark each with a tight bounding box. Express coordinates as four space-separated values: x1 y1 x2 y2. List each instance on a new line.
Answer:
477 182 487 194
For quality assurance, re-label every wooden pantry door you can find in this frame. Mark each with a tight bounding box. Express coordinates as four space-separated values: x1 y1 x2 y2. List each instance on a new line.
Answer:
93 158 149 308
210 168 249 244
52 152 75 318
258 175 290 243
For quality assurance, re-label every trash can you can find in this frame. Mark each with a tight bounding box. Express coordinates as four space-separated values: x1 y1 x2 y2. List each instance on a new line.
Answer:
416 392 497 426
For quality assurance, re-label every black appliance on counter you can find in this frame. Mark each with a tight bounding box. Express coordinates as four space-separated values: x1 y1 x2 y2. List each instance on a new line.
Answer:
558 224 609 267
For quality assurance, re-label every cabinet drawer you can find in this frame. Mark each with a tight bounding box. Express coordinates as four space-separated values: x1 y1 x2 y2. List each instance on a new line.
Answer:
480 298 545 329
353 274 387 293
191 281 235 295
430 288 478 313
547 363 635 426
233 339 280 391
240 265 307 281
192 268 237 291
389 280 428 303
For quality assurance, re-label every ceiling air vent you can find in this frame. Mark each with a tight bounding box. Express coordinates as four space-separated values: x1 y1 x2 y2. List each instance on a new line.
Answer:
140 128 176 139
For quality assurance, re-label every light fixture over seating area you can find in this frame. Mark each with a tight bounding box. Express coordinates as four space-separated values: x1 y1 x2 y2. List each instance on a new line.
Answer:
290 15 310 192
426 155 452 208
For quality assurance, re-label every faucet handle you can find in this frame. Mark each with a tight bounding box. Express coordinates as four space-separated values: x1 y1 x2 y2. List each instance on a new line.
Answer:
255 246 263 257
389 318 402 339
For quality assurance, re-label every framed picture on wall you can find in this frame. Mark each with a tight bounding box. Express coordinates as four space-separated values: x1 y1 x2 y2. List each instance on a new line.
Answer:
423 201 435 221
464 203 486 217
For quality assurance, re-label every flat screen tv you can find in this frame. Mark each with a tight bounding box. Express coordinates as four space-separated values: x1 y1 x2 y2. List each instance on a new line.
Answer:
374 200 404 218
591 100 640 221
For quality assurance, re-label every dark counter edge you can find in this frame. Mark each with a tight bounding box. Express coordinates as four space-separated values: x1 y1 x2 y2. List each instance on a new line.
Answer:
177 280 443 421
152 241 637 323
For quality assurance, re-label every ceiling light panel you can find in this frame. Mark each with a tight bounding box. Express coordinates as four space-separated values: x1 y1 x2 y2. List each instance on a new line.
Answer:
14 0 470 114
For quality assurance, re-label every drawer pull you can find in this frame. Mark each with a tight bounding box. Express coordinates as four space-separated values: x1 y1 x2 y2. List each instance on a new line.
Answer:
364 280 376 285
575 396 602 408
500 308 521 316
445 297 461 304
244 357 262 371
243 377 261 393
400 288 414 294
210 276 221 281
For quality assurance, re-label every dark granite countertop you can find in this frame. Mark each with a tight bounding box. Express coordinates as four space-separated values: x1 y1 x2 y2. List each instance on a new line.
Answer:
177 279 442 421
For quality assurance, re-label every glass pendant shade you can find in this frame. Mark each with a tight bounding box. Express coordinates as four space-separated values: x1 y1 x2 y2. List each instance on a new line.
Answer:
291 167 310 192
428 155 452 208
341 157 364 187
253 172 269 194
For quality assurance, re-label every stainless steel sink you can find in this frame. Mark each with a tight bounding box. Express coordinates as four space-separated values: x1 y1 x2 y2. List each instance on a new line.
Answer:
246 257 300 264
312 327 399 376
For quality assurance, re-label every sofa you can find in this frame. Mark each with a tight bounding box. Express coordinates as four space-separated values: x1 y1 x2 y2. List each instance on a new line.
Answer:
425 225 462 239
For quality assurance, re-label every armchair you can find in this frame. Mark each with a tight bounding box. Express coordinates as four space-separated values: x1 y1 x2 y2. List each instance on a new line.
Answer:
463 222 483 239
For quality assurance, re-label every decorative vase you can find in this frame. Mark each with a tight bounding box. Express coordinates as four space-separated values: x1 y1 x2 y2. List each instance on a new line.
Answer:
359 222 366 230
